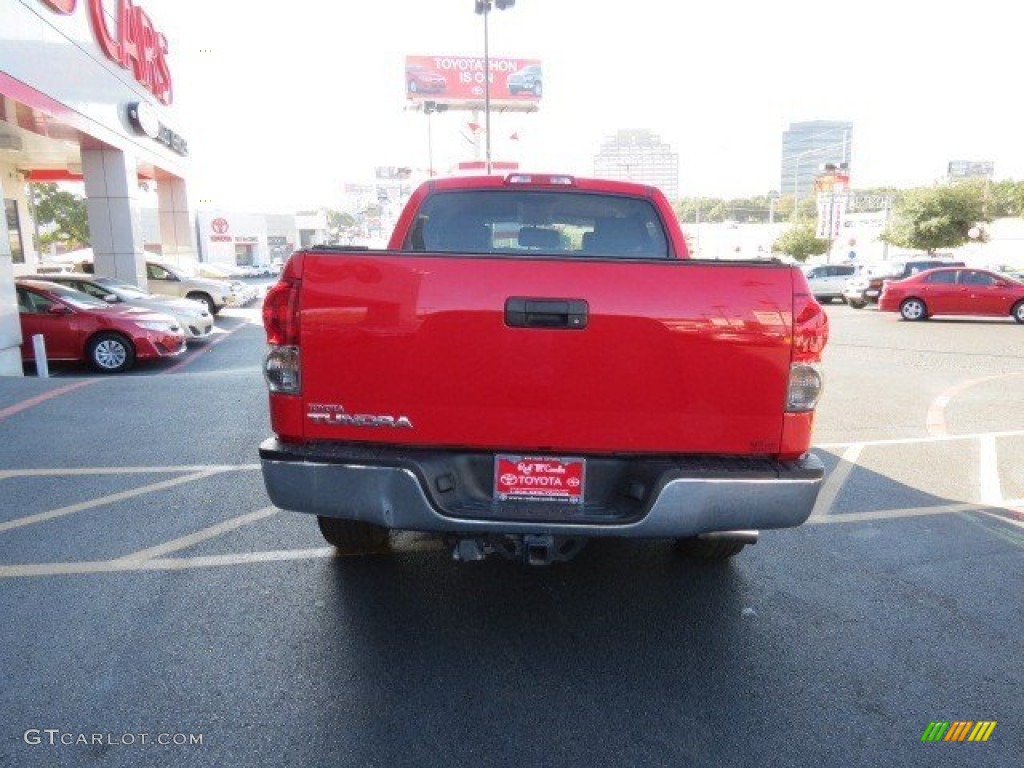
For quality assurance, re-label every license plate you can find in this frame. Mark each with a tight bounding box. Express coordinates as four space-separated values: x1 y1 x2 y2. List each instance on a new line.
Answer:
866 289 880 297
494 455 585 504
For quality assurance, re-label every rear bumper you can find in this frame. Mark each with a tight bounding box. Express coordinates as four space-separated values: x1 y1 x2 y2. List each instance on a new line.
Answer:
259 439 825 538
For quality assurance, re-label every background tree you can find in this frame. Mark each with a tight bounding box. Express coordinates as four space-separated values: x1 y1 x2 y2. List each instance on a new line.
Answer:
772 221 829 262
881 181 992 254
323 208 357 242
28 183 90 250
988 179 1024 218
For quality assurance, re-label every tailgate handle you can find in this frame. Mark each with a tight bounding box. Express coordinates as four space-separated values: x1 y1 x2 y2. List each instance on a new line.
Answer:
505 298 588 329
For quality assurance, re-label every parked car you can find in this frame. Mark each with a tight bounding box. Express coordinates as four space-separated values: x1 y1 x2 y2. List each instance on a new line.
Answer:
15 279 186 373
143 261 242 314
72 255 237 316
405 64 447 95
879 267 1024 323
192 264 260 304
22 273 214 342
802 263 856 303
843 258 965 308
507 64 543 97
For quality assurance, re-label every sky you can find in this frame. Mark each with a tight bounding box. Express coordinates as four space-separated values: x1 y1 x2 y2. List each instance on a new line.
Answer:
143 0 1023 213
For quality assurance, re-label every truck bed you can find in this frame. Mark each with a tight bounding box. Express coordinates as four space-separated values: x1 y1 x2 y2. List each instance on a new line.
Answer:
289 249 801 457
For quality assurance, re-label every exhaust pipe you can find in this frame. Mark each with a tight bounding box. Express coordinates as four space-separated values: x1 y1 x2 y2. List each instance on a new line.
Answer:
697 530 759 545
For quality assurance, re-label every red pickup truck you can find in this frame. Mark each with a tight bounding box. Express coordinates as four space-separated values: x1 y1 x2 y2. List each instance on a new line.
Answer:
260 174 828 565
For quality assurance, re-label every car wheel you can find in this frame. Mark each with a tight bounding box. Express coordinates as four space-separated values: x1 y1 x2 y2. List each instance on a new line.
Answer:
674 537 746 561
900 298 928 321
1012 300 1024 324
317 516 390 552
87 332 135 373
847 298 867 309
186 292 216 316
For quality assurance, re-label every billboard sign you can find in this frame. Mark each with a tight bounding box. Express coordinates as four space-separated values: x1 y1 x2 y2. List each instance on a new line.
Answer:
405 55 542 110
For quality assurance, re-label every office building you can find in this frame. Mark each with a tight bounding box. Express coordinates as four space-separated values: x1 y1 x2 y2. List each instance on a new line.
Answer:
594 130 679 201
781 121 853 199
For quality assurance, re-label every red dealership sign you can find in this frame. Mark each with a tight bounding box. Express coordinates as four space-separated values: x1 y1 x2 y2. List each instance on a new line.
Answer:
40 0 77 13
39 0 174 105
405 55 542 110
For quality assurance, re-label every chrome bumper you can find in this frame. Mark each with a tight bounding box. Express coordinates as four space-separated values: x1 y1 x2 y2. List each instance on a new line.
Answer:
259 440 825 538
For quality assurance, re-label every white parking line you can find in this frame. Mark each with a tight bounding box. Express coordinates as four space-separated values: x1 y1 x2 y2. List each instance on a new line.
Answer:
0 464 259 480
809 444 863 520
807 502 982 525
818 428 1024 450
0 468 232 533
0 540 446 579
979 435 1003 506
114 506 280 563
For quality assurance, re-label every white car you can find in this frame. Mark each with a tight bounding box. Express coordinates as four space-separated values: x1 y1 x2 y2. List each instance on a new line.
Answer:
31 273 215 341
143 261 239 315
802 263 857 303
194 264 261 304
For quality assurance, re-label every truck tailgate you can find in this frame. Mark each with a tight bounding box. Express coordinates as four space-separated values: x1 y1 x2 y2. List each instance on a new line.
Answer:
298 253 796 456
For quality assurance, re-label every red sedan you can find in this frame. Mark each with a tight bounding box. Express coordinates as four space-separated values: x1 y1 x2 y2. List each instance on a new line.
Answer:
879 267 1024 323
16 279 187 373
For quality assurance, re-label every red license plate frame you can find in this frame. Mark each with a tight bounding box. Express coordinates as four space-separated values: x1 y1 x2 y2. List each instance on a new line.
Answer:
494 455 585 504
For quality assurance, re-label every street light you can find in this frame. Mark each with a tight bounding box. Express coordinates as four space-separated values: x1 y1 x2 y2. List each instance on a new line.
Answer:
474 0 515 174
423 101 448 177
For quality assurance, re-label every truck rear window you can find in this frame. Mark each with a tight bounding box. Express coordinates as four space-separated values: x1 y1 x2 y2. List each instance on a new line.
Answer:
404 190 670 259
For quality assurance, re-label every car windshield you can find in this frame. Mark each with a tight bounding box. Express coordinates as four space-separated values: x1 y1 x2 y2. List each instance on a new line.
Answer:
94 277 153 299
32 282 110 310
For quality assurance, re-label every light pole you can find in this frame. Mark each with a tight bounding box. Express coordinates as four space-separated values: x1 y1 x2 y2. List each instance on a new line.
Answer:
424 101 448 177
474 0 515 174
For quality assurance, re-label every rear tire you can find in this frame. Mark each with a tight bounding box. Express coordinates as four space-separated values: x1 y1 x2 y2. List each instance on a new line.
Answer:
847 298 867 309
900 298 928 321
86 332 135 373
674 537 746 561
1013 300 1024 324
317 517 390 552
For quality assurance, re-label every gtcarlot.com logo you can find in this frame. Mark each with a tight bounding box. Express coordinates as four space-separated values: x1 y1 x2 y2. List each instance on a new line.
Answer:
920 721 997 743
24 729 204 747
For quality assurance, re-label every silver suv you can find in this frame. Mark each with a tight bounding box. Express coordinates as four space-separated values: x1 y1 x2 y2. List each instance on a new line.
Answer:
143 262 236 316
803 264 856 303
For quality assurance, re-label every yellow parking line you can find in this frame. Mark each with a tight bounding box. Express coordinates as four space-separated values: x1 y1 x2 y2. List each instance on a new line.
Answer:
0 469 231 533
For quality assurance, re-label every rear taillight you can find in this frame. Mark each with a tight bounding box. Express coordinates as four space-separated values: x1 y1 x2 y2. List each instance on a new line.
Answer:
264 345 301 394
786 363 823 412
789 276 828 412
262 256 303 394
263 277 301 346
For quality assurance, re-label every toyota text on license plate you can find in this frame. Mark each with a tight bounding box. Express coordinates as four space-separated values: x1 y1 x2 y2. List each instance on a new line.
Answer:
494 456 585 504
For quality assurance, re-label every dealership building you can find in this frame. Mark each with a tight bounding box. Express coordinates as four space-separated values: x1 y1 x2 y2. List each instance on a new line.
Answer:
0 0 193 376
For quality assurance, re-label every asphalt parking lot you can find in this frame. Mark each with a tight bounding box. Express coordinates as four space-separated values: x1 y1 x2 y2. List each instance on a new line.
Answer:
1 299 1022 767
